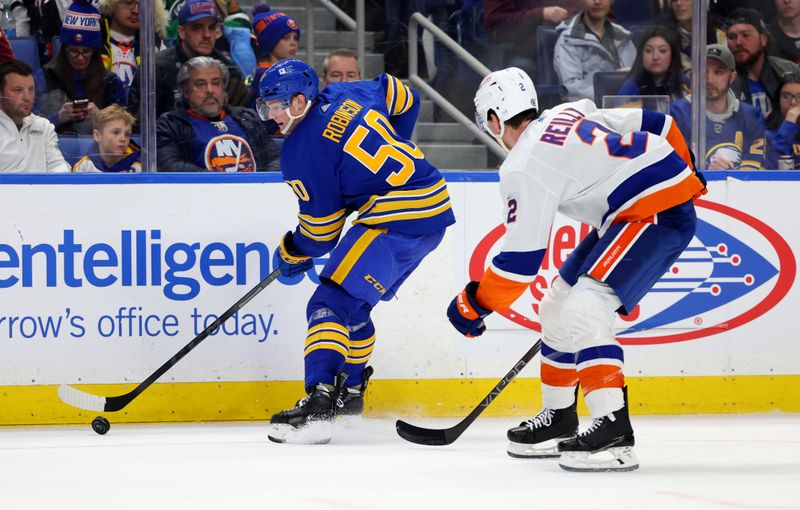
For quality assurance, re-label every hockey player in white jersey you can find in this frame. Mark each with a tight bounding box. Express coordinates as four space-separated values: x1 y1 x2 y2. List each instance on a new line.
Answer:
447 68 707 472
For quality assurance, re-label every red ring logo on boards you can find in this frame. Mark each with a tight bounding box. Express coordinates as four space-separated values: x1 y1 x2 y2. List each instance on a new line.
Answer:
469 200 796 345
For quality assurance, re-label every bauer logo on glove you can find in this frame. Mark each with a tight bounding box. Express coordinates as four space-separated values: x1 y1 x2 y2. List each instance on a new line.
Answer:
447 281 492 337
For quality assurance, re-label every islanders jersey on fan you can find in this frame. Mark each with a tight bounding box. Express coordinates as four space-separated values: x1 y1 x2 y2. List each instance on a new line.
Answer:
475 99 706 311
280 74 455 257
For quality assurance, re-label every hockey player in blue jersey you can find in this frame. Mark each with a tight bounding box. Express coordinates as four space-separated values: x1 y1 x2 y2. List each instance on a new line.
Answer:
257 59 455 442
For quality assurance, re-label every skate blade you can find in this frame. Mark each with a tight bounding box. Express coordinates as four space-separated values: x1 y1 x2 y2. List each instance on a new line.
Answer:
506 439 563 459
267 422 334 445
558 446 639 472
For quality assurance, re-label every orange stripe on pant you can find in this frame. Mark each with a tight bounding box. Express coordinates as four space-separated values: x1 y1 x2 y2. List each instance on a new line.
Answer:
541 363 579 387
578 364 625 394
588 221 650 281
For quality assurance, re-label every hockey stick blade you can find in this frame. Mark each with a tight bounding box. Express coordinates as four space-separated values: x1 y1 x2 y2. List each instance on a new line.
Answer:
57 268 282 412
395 340 541 446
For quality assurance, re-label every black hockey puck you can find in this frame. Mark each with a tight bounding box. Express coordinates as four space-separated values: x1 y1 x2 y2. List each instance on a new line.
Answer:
92 416 110 435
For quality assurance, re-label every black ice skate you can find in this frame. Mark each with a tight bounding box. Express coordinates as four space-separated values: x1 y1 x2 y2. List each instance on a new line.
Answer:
558 388 638 472
267 373 347 444
506 400 579 458
339 366 374 416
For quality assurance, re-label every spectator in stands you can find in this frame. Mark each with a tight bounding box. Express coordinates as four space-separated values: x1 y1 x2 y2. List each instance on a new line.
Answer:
156 56 280 172
33 0 126 136
618 25 689 99
246 5 299 108
72 104 141 172
553 0 636 102
672 44 766 170
98 0 168 95
129 0 248 118
0 60 70 173
484 0 581 76
0 28 14 62
322 48 361 86
727 7 800 124
765 71 800 168
768 0 800 64
661 0 729 85
164 0 255 77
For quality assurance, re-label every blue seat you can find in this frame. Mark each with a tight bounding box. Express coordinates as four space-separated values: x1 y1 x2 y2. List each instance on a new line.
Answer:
628 23 650 48
8 37 40 70
536 26 559 85
593 71 629 105
611 0 661 25
58 135 96 168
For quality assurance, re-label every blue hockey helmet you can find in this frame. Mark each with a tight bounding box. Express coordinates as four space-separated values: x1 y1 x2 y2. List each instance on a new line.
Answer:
256 59 319 121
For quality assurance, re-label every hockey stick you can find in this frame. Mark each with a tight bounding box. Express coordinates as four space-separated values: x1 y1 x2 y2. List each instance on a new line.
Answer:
58 268 283 412
395 339 541 446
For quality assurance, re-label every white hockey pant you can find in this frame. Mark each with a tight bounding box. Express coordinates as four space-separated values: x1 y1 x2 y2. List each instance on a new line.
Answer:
540 276 625 418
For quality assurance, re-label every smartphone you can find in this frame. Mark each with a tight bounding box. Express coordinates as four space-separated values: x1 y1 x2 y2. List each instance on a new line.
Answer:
73 99 89 109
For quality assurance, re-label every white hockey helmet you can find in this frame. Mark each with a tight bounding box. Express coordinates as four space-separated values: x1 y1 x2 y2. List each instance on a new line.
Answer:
474 67 538 149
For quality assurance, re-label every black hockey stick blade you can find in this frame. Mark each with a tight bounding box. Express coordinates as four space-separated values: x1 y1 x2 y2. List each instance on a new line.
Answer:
396 339 541 446
58 268 283 412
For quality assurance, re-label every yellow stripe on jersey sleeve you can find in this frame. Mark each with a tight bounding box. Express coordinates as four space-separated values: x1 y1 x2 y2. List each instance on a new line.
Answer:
297 209 348 242
384 74 414 117
357 178 447 215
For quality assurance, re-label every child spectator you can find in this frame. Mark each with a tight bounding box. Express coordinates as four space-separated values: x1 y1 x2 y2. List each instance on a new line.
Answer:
618 25 688 99
72 104 141 172
33 0 126 135
247 4 299 109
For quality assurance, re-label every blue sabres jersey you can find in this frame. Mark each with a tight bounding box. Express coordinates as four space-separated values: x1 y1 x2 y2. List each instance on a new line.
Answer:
281 74 456 257
671 97 766 169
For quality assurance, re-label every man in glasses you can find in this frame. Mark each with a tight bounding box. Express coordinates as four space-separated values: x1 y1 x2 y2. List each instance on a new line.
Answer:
128 0 247 118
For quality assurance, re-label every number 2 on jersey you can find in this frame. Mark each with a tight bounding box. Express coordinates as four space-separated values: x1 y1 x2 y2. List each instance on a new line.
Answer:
576 119 647 159
344 110 423 186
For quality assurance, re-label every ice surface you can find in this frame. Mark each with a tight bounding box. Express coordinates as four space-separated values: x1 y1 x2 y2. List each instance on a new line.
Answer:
1 414 798 510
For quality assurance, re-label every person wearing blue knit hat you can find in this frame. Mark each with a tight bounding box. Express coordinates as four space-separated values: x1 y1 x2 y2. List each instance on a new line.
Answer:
245 4 300 110
33 0 126 136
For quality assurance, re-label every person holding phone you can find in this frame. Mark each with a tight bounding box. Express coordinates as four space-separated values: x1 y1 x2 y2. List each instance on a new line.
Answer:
33 0 126 135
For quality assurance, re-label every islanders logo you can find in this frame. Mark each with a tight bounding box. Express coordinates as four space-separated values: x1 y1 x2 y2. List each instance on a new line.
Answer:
470 200 795 345
205 135 256 172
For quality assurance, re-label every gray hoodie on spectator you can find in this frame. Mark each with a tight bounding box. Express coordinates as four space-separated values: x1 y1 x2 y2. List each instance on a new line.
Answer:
553 12 636 102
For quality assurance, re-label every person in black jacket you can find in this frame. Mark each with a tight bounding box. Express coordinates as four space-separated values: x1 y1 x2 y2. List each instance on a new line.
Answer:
727 7 800 125
156 56 279 172
128 0 247 119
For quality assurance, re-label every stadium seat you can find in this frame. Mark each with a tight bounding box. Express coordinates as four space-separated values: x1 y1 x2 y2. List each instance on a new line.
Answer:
8 37 40 70
58 135 96 168
536 26 559 86
593 71 629 105
611 0 661 25
628 24 650 48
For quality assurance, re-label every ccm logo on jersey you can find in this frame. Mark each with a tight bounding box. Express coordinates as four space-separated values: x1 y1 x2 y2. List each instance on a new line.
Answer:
469 200 795 345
